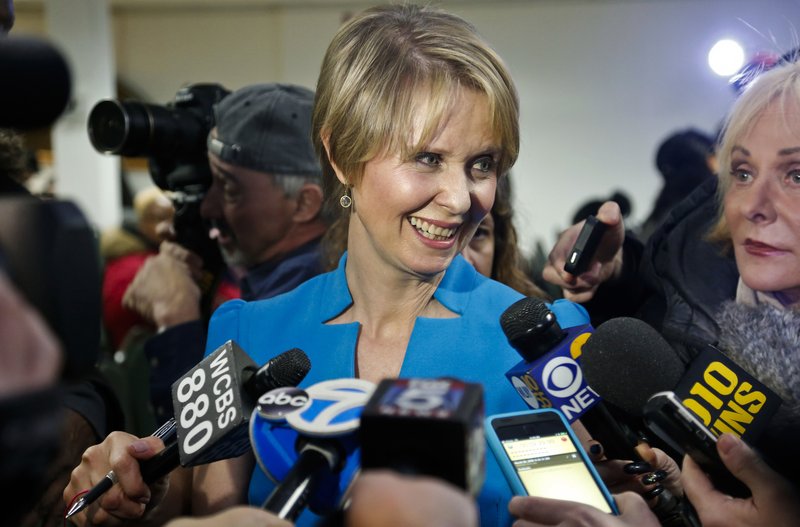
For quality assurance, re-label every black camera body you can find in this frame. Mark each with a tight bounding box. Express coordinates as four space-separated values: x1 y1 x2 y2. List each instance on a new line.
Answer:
87 83 231 319
88 82 229 192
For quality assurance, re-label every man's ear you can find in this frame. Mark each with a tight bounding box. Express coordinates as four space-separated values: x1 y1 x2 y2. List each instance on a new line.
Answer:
292 183 324 223
321 132 348 186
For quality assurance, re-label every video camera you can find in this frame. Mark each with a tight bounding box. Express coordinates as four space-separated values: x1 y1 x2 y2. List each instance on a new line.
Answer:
87 83 231 319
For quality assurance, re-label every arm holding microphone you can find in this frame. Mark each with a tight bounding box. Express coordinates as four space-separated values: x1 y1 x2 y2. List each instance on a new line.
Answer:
542 201 628 304
682 433 800 527
509 432 800 527
500 299 693 525
63 344 311 524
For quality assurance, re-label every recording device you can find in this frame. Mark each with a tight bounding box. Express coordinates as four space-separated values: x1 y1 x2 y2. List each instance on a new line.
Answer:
359 378 485 495
254 378 376 521
643 391 750 498
672 346 780 442
65 344 311 520
87 83 231 319
0 35 71 129
564 214 607 275
486 409 618 514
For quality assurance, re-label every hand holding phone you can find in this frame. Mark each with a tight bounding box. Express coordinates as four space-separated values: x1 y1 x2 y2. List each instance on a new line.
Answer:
564 215 608 275
486 409 618 514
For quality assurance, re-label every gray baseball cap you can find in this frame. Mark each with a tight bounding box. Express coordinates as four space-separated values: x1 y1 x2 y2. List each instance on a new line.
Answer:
207 83 321 176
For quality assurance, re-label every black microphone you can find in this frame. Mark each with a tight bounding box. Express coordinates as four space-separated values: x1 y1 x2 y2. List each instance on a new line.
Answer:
580 317 704 527
359 377 485 495
580 317 685 419
581 318 766 499
0 36 71 129
65 344 310 519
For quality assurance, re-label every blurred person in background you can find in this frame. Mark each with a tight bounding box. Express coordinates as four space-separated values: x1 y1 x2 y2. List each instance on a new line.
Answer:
637 128 716 241
461 174 548 298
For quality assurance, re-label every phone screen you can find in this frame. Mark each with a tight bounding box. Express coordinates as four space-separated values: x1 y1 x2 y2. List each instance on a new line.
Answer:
494 416 613 512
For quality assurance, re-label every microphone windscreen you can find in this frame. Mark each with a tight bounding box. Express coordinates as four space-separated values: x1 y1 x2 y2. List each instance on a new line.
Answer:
262 348 311 388
500 296 551 341
0 36 71 129
581 317 684 416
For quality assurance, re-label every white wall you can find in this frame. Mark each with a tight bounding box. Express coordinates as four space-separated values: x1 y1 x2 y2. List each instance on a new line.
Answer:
13 0 800 253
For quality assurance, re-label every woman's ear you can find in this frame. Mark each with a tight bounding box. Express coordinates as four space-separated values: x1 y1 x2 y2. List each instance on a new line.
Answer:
321 132 348 186
292 183 324 223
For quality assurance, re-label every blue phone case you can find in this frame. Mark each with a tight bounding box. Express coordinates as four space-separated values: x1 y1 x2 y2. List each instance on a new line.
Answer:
485 408 619 515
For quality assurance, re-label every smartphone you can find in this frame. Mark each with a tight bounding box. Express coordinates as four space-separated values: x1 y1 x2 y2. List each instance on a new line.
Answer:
564 215 607 275
643 391 750 498
486 409 618 514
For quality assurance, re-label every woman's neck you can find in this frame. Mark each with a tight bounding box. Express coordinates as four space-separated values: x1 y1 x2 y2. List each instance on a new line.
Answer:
343 251 447 337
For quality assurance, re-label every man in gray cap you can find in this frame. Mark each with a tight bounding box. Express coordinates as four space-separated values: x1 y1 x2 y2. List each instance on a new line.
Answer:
122 83 328 423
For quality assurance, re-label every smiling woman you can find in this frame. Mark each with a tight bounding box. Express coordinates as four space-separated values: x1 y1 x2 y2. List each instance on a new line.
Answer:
61 4 558 527
205 5 535 525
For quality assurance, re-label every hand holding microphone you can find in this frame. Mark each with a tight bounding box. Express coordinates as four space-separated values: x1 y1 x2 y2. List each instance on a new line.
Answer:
542 201 626 303
63 344 311 524
501 300 699 526
681 433 800 527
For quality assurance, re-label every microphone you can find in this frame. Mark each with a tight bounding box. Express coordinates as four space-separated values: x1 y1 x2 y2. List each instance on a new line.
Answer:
501 297 596 419
671 345 780 442
359 377 485 495
579 317 685 418
579 317 707 526
0 36 71 129
65 344 310 519
252 378 375 522
500 297 642 460
582 318 774 496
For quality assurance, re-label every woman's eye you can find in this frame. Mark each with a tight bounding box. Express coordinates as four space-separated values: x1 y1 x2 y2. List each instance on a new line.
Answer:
472 156 496 173
415 152 441 167
472 226 491 240
731 169 751 183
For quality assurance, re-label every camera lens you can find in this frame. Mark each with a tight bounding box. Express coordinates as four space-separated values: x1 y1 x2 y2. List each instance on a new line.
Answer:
88 99 154 156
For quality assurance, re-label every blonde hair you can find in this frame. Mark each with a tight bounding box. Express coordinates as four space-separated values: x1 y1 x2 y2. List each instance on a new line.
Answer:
708 59 800 244
313 4 520 269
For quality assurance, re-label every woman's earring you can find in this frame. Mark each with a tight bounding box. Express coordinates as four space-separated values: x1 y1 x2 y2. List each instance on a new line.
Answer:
339 187 352 209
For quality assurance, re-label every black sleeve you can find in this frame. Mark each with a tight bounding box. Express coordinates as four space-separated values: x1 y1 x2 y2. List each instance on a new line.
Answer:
144 320 207 424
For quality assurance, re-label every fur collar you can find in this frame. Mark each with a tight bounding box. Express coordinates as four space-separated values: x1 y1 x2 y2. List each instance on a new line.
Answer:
716 301 800 432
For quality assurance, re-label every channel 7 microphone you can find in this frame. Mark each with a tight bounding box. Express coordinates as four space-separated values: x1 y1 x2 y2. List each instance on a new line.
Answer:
359 378 485 496
252 378 376 522
65 342 311 519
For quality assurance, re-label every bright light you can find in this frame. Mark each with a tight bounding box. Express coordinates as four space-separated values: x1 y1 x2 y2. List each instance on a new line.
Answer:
708 39 745 76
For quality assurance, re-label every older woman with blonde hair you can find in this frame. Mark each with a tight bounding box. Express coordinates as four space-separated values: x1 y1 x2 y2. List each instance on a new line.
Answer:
543 57 800 486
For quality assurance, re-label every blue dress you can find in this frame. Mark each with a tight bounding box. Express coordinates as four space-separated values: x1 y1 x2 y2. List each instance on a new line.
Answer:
205 253 586 526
